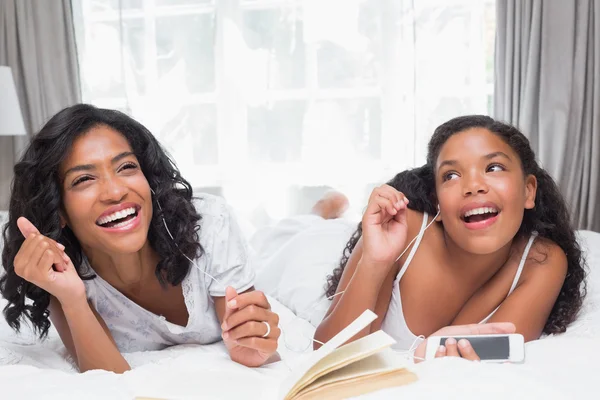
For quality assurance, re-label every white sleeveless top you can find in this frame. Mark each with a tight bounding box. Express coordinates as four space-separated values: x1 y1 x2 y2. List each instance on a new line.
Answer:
380 212 538 350
82 194 255 353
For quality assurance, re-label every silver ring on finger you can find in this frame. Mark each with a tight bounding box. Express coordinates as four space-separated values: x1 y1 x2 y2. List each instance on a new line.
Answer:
261 321 271 338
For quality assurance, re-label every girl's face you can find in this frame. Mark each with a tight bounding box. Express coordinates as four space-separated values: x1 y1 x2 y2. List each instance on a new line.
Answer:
435 128 537 254
59 126 153 256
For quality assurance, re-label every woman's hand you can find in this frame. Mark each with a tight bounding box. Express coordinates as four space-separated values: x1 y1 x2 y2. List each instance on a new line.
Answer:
220 287 280 367
13 217 86 305
414 322 516 362
361 185 410 267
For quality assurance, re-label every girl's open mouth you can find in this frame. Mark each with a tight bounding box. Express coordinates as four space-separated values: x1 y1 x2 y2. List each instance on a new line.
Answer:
461 207 500 230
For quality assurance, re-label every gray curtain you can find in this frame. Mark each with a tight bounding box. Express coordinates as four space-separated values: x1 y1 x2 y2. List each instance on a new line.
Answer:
494 0 600 231
0 0 81 208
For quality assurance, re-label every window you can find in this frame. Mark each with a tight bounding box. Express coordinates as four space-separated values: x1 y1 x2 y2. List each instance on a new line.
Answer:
74 0 495 223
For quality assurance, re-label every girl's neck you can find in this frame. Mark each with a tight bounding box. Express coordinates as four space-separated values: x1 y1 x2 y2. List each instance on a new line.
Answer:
441 231 515 290
84 241 161 295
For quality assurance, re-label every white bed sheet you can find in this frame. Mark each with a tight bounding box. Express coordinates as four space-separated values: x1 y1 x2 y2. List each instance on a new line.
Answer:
0 294 598 400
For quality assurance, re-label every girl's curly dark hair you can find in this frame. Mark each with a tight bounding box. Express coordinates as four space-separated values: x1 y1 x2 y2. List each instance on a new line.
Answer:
326 115 587 335
1 104 203 338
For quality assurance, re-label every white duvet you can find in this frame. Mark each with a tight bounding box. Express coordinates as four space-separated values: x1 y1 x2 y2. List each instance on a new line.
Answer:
0 225 598 399
1 294 598 400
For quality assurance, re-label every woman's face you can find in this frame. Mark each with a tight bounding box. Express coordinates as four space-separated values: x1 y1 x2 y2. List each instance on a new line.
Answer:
435 128 537 254
59 125 153 256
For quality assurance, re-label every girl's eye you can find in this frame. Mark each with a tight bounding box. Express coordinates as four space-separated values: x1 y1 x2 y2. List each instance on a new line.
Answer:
487 164 505 172
443 171 459 181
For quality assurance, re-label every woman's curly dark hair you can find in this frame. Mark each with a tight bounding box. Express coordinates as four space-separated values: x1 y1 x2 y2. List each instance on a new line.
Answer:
326 115 587 335
0 104 203 338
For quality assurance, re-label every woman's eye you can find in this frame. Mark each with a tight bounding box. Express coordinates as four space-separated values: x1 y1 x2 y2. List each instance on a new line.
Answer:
73 176 92 186
119 162 138 172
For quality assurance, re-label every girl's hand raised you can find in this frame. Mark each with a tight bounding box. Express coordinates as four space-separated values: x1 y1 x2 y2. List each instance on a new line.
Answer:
361 185 410 268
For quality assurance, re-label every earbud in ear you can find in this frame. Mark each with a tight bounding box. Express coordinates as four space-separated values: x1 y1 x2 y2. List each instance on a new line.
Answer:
434 204 442 222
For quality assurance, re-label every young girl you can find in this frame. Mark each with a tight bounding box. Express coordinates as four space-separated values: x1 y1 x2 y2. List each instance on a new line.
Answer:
0 104 280 373
315 115 587 359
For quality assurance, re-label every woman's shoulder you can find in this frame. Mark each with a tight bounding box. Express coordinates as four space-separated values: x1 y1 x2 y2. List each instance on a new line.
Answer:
192 193 229 219
191 193 253 242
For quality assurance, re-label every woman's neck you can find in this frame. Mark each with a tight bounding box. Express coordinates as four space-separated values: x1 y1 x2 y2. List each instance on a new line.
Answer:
441 232 515 290
84 241 161 295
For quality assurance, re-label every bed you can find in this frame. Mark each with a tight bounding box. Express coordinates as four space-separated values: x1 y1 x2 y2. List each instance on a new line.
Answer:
0 209 598 399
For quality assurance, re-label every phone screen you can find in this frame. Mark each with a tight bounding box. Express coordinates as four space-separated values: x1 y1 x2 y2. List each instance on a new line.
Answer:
440 336 509 360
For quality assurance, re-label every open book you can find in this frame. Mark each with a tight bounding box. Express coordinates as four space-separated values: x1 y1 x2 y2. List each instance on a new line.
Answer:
279 310 417 400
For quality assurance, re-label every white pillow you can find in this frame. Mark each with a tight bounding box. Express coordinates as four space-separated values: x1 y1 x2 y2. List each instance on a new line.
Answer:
252 215 357 326
565 230 600 337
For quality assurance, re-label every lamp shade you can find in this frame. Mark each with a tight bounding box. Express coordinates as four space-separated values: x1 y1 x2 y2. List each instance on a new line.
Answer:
0 66 27 136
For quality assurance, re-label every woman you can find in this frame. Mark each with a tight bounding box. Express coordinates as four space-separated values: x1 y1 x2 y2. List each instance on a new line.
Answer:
1 104 280 373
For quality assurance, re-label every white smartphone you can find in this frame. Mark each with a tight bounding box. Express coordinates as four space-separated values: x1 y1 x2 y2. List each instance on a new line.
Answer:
425 333 525 363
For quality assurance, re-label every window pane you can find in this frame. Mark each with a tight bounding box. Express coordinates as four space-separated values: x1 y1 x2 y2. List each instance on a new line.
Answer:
89 0 142 12
156 14 216 94
484 1 495 85
247 98 381 164
157 104 218 166
79 18 146 99
302 98 381 162
414 0 492 92
156 0 214 5
314 0 382 88
248 101 306 163
242 8 306 90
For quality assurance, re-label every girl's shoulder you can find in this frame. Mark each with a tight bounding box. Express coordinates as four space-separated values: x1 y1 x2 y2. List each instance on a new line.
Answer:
515 234 566 266
396 208 444 265
405 208 441 241
519 235 568 283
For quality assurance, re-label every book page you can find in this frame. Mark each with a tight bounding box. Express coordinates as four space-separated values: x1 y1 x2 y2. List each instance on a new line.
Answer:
294 369 417 400
278 309 378 399
296 347 409 395
284 331 397 399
